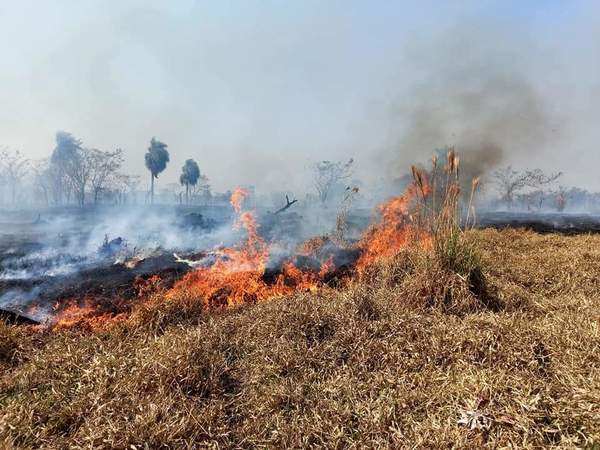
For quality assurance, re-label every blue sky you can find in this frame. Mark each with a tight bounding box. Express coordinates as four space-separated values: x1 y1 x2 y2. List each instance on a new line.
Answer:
0 1 599 191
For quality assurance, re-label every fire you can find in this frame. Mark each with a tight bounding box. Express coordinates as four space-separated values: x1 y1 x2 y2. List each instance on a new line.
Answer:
356 180 431 270
29 176 433 332
168 187 333 306
52 300 99 330
169 178 429 308
26 297 126 332
230 187 249 214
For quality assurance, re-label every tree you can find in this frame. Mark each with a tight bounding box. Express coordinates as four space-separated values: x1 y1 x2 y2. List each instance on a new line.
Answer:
89 148 123 203
144 137 170 204
0 148 29 204
51 131 82 204
189 174 211 205
115 174 141 204
492 166 562 207
179 159 200 204
31 159 54 206
63 147 94 207
311 158 354 204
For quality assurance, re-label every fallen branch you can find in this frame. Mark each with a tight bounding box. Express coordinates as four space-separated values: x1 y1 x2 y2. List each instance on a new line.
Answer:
274 194 298 214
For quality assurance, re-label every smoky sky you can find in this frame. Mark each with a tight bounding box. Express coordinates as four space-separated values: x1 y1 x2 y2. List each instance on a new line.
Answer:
1 0 600 193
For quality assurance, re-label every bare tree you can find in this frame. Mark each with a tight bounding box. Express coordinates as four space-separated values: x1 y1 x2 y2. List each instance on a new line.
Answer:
492 166 562 207
555 185 567 212
63 148 94 207
311 158 354 204
0 148 29 204
31 159 54 206
116 174 140 204
89 148 124 203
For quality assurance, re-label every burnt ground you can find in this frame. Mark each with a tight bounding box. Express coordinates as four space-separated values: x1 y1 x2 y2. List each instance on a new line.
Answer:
0 205 359 325
0 206 228 324
3 206 600 325
476 210 600 234
0 235 195 324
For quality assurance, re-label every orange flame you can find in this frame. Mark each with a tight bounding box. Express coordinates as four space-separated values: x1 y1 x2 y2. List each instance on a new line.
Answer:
356 180 431 270
27 297 126 332
230 187 249 214
168 188 333 306
32 176 436 332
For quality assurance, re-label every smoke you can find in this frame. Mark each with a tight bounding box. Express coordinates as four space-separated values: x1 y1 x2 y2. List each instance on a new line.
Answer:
1 2 600 195
367 22 563 193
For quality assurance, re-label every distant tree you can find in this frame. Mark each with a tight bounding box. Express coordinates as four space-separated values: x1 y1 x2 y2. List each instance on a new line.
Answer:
51 131 82 204
31 159 55 206
164 182 183 204
144 137 170 204
88 148 124 203
179 159 200 204
115 174 141 204
0 148 29 204
563 187 589 210
64 148 95 207
555 185 567 212
492 166 562 207
311 158 354 204
191 174 211 204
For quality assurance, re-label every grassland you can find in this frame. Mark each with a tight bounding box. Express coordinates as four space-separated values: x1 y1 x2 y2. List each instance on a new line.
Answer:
1 228 599 449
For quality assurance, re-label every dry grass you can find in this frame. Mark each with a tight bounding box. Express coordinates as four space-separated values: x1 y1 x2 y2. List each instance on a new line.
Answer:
1 229 600 449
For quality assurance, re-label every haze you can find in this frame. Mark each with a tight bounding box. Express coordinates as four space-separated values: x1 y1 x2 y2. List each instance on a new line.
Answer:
1 0 599 193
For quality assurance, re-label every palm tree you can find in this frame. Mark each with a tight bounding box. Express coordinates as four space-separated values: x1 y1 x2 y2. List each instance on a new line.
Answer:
144 137 170 204
179 159 200 204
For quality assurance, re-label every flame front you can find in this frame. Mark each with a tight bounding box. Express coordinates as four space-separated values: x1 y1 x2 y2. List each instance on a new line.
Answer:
34 179 433 331
168 188 332 307
357 179 431 270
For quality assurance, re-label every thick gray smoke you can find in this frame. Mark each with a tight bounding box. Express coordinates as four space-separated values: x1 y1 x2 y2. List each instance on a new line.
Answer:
368 24 561 193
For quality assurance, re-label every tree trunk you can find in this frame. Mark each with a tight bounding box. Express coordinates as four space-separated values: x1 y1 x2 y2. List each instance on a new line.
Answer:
150 174 154 204
186 184 189 204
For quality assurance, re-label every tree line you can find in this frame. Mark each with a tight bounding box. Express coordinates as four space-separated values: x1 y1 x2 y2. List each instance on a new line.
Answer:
0 132 210 207
0 136 593 212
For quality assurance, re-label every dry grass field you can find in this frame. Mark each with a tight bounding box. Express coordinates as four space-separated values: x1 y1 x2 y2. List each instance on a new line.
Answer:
1 228 599 449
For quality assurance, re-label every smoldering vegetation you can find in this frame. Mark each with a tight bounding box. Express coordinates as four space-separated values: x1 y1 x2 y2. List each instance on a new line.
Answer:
0 206 228 322
0 199 373 324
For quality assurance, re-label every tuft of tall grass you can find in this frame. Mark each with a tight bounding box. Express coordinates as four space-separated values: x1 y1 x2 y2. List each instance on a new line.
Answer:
407 148 492 310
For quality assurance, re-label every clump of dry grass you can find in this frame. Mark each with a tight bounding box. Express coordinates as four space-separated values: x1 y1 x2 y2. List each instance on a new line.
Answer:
383 148 494 314
1 229 600 448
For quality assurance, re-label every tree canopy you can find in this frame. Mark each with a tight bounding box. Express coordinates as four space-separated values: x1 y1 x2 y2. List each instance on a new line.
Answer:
179 159 200 187
145 138 170 179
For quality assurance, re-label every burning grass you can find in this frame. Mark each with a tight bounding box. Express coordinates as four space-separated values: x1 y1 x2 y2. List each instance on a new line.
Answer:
1 152 599 447
1 230 600 448
15 150 485 328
